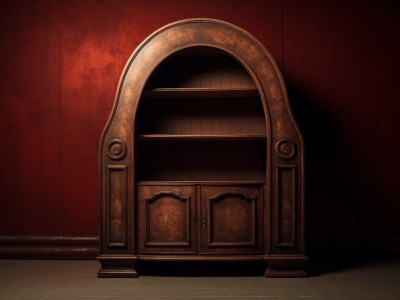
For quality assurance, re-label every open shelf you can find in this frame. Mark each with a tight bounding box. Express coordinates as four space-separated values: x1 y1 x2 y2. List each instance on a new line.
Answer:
135 97 266 136
141 88 260 99
136 134 266 141
136 139 266 182
137 180 266 186
145 49 257 90
135 46 267 183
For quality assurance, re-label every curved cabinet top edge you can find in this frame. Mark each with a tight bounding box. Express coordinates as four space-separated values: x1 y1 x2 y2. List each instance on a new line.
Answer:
100 18 303 161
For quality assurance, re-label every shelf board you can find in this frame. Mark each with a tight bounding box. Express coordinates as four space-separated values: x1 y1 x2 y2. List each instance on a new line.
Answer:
137 181 266 186
141 88 260 98
138 254 265 261
136 134 266 141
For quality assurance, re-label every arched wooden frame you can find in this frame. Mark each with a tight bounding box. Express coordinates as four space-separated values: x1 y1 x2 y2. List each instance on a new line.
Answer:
98 18 307 278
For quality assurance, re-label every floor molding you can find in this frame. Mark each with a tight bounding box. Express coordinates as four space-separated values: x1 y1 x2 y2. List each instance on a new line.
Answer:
0 236 99 259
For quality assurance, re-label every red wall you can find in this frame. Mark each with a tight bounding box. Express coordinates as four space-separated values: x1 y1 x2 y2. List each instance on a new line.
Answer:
1 0 399 249
284 1 400 252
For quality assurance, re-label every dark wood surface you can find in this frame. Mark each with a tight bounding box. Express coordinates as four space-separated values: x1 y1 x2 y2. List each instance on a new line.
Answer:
136 134 266 141
136 97 265 136
141 88 260 98
137 185 197 254
137 184 264 256
136 140 266 181
144 49 256 89
137 181 266 185
200 186 263 254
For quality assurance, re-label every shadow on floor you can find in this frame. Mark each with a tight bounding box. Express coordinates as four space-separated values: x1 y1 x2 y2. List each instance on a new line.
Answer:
307 258 378 277
137 255 399 277
306 243 400 276
137 260 265 277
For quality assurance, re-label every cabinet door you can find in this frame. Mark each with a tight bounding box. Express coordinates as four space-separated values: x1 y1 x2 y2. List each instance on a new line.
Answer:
200 186 263 254
137 185 197 254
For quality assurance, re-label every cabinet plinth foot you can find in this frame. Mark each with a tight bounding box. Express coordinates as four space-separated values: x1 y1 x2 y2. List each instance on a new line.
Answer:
97 255 138 278
265 255 308 278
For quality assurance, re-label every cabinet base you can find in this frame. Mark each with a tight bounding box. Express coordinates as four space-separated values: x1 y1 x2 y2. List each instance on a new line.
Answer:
97 254 308 278
264 255 308 278
97 255 138 278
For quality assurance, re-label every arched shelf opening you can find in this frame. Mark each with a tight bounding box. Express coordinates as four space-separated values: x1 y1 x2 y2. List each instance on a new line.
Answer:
135 46 267 183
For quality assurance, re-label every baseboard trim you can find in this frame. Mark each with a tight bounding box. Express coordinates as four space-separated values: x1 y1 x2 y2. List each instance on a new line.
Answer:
1 234 399 260
0 236 99 259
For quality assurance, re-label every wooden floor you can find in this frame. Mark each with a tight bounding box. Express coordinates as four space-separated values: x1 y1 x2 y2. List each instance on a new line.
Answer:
0 259 399 299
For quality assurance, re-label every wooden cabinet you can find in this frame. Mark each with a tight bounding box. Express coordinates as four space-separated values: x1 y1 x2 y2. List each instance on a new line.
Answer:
98 19 307 278
134 47 266 259
200 185 263 254
137 185 263 256
137 185 197 254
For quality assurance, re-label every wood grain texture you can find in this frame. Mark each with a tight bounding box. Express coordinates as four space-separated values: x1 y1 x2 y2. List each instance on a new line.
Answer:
145 51 256 89
275 165 297 249
106 165 128 248
136 140 266 181
136 96 265 136
200 186 263 254
137 186 197 254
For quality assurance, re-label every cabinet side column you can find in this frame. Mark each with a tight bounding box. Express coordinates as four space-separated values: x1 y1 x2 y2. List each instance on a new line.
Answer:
97 160 137 278
265 140 308 277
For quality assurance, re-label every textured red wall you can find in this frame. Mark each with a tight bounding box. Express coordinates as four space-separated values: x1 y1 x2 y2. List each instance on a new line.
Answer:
0 0 399 248
284 0 400 242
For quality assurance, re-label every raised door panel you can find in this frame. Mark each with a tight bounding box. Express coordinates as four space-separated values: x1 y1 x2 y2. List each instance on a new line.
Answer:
200 186 263 254
137 185 197 254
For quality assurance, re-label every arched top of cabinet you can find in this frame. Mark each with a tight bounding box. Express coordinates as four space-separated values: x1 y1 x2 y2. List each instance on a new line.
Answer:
101 18 302 150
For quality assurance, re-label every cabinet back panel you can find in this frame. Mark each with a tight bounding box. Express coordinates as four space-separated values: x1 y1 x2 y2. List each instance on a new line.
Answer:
136 141 266 182
145 54 256 89
136 98 266 135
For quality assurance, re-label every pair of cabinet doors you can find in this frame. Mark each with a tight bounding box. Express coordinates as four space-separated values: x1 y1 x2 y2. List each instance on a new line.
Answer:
137 185 264 255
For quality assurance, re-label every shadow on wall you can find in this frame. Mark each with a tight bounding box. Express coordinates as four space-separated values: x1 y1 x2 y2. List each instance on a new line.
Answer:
287 83 391 260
